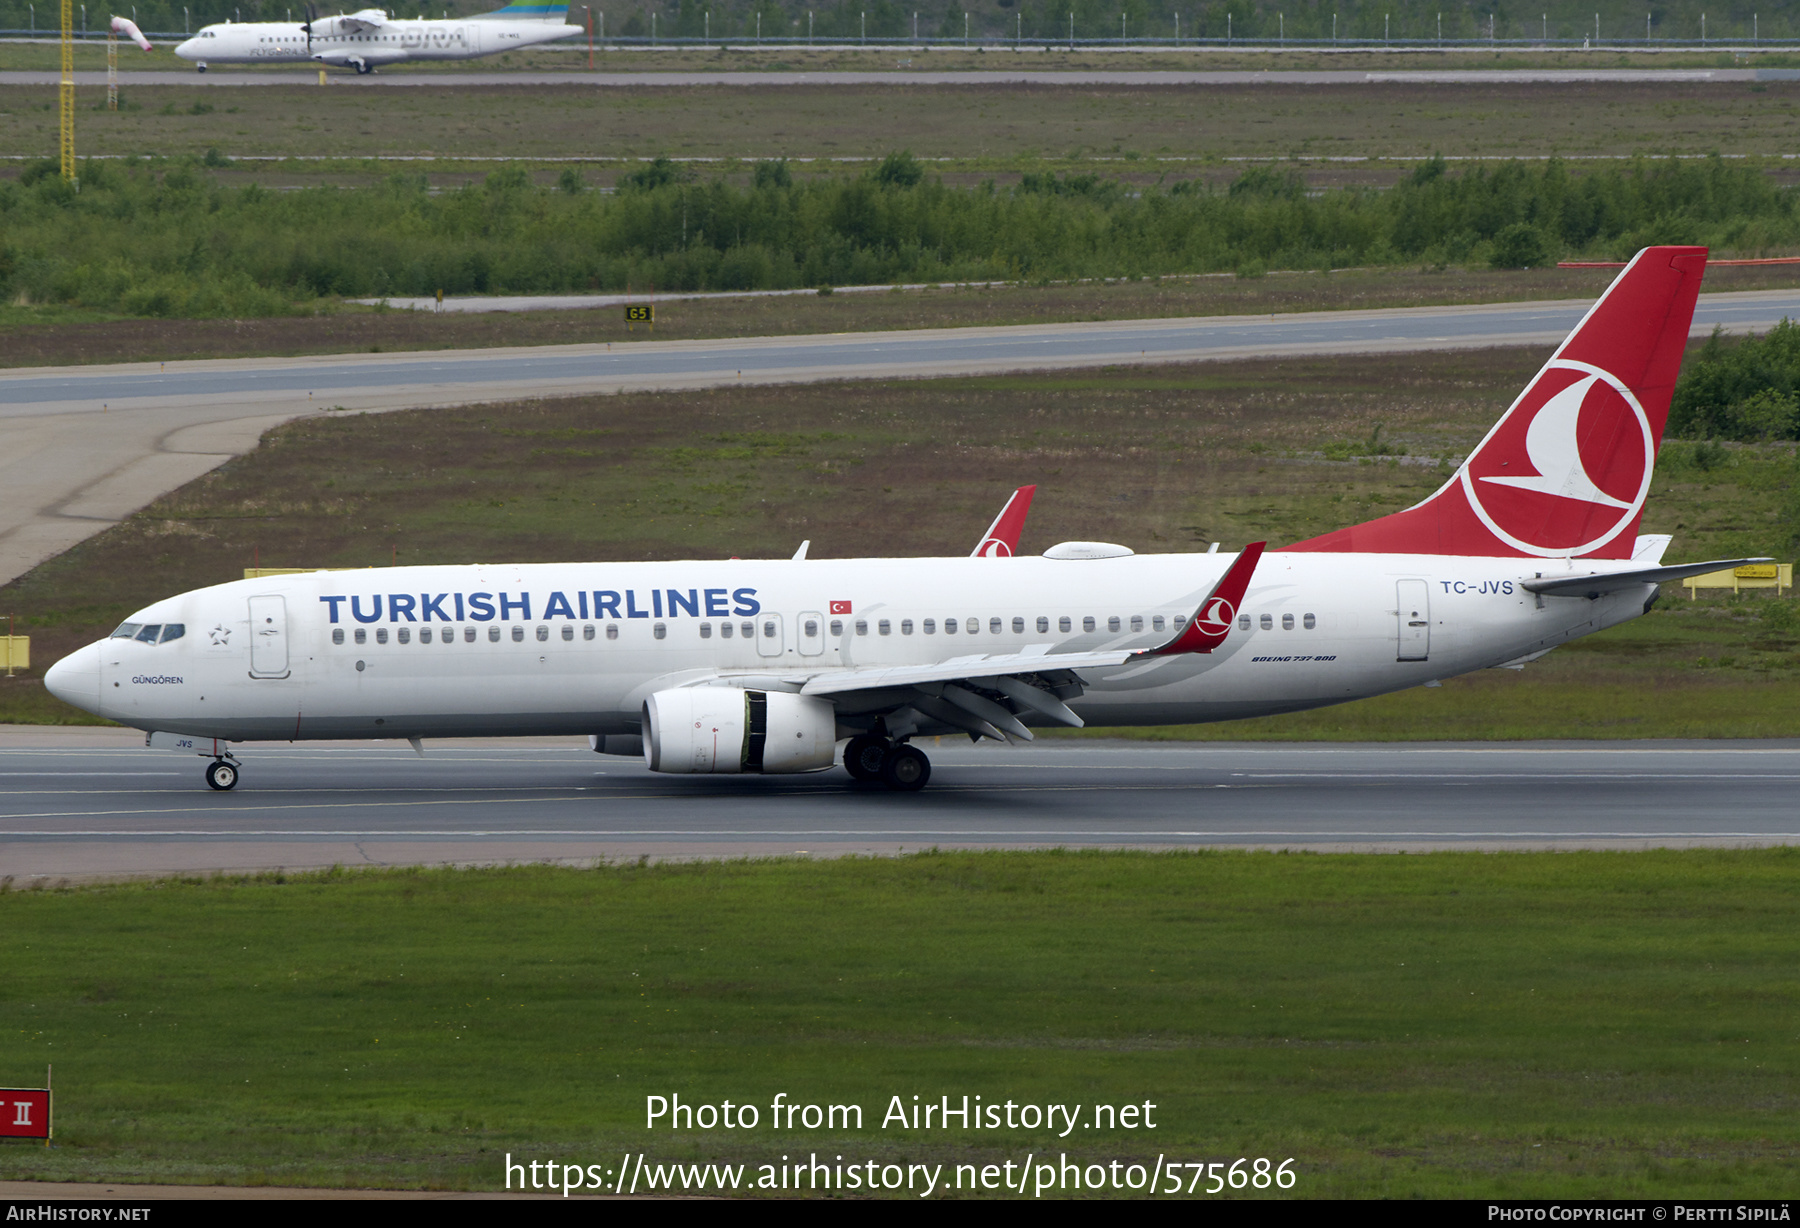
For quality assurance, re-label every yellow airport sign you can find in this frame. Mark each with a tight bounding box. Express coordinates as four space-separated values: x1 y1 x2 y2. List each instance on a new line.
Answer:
1683 562 1792 597
3 636 28 672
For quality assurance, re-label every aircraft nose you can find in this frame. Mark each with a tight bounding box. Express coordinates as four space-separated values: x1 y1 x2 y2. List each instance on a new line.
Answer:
44 641 102 716
174 37 197 58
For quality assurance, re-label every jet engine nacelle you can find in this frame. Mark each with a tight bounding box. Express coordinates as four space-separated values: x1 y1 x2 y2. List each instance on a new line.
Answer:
643 687 836 775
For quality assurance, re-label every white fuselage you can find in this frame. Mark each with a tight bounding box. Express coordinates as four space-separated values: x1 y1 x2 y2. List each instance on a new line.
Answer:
173 17 577 69
49 550 1653 744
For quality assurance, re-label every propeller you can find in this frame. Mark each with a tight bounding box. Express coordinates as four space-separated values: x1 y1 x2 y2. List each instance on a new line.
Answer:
301 1 317 52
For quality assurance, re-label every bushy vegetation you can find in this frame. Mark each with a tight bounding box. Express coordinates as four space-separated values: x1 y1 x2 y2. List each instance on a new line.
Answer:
1 0 1789 43
0 154 1793 318
1670 321 1800 441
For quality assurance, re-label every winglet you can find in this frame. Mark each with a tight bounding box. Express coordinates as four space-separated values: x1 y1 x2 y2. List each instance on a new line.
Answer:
1138 542 1266 656
971 485 1038 557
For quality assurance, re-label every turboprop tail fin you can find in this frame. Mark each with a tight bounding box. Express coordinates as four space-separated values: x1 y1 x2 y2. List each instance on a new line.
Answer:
1286 245 1709 560
476 2 569 19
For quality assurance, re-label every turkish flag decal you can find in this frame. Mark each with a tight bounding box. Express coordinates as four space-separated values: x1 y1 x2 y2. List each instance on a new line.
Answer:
830 600 852 615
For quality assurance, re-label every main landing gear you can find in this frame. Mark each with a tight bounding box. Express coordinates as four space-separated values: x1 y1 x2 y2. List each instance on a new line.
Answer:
843 735 931 792
204 756 241 791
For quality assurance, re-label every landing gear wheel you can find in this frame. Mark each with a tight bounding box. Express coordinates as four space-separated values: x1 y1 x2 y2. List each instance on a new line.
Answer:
196 62 207 72
843 735 889 781
205 760 238 791
879 744 930 792
354 60 372 74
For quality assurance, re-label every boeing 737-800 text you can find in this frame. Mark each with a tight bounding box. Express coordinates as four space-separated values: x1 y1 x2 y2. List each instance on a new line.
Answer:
174 3 578 74
45 247 1763 792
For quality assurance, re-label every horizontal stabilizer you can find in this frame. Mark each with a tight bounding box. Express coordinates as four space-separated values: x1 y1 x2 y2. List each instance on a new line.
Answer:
1521 557 1774 598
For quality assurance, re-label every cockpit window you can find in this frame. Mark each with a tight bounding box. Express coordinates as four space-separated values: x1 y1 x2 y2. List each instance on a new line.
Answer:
111 622 142 639
134 624 164 643
160 624 185 644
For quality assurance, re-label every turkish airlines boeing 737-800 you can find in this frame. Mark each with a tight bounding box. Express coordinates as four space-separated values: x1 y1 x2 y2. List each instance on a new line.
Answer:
45 247 1766 792
174 3 579 74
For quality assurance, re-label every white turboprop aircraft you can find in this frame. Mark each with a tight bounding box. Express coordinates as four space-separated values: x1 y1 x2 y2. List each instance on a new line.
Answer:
173 3 579 74
46 247 1768 792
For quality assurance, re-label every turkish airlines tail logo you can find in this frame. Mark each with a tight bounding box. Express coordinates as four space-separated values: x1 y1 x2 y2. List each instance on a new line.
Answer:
1285 245 1708 559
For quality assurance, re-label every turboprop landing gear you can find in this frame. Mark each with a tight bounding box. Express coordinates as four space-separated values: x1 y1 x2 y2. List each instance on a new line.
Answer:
195 62 207 72
879 744 930 792
204 758 240 791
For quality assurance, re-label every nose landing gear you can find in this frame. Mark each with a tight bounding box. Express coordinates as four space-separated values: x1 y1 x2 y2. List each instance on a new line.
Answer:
204 757 240 791
842 734 931 792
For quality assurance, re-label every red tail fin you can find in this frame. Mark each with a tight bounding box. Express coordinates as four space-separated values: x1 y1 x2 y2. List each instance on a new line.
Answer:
1286 245 1708 559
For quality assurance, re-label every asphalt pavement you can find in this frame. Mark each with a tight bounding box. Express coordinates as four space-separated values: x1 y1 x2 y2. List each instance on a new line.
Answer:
2 730 1794 879
6 289 1800 588
1 68 1789 87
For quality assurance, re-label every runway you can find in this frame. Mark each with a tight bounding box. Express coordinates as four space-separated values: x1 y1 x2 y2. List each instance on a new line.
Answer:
1 731 1794 879
6 288 1800 587
3 68 1793 88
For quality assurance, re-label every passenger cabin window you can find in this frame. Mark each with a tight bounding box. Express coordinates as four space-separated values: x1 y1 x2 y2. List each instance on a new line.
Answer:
489 626 501 642
1260 614 1273 630
465 626 477 642
607 624 620 640
1282 613 1295 630
829 620 842 637
1059 616 1072 632
944 618 957 635
536 625 549 642
1130 615 1143 632
1082 616 1096 632
397 628 411 644
654 623 667 639
584 624 596 640
720 622 733 639
990 617 1003 634
376 628 389 644
761 621 776 640
1304 613 1317 629
1037 616 1049 634
741 621 754 638
923 619 935 634
355 628 367 645
561 625 574 641
511 626 524 642
900 619 913 635
1152 615 1165 632
700 622 713 639
878 619 891 636
332 628 345 645
420 628 433 644
803 619 818 638
855 619 869 636
1238 614 1251 630
1107 616 1122 633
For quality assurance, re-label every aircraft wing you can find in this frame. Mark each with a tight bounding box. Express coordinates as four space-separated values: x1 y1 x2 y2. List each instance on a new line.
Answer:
334 10 387 31
971 485 1037 557
1521 556 1774 598
793 542 1266 741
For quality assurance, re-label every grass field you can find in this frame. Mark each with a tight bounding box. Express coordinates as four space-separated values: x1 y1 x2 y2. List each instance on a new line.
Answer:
0 851 1795 1195
2 346 1795 734
0 266 1660 366
0 41 1789 73
7 78 1800 163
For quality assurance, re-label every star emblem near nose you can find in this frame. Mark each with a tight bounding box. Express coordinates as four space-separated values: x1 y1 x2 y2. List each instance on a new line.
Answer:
209 624 231 645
